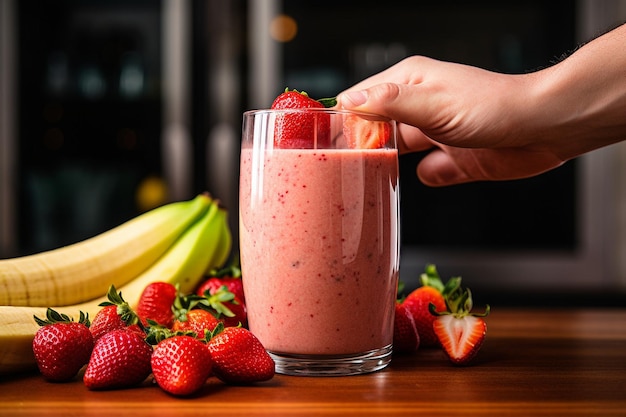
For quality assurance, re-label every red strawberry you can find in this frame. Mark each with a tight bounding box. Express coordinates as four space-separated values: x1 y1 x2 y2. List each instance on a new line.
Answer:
136 282 177 328
218 295 247 328
271 88 332 148
83 328 153 390
343 114 391 149
196 286 247 328
90 286 144 342
207 326 275 384
392 302 420 354
197 276 245 303
151 335 213 396
193 272 248 328
431 288 490 366
172 309 221 339
402 265 455 347
197 265 245 303
32 309 94 382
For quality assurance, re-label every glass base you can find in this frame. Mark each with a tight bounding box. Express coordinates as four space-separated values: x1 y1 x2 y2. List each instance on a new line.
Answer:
268 344 393 376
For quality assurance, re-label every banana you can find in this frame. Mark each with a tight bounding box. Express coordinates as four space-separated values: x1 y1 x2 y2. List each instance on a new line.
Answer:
0 193 213 307
203 204 233 274
106 197 231 299
0 198 232 375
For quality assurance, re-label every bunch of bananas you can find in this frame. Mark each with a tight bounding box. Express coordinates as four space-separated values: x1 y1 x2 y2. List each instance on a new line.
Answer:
0 193 232 375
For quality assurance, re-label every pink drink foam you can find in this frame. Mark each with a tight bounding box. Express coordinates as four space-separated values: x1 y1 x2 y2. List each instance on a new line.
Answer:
239 147 399 355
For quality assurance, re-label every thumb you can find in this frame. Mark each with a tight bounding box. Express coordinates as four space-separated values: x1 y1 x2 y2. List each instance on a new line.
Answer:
337 83 433 127
337 83 439 153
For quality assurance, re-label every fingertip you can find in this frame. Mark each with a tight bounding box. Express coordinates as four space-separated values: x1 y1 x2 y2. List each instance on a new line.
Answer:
417 150 470 187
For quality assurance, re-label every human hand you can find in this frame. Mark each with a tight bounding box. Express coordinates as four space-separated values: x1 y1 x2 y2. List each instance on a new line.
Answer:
336 56 565 186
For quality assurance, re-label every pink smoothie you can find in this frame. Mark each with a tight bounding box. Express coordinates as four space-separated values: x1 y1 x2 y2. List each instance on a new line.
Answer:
239 147 400 355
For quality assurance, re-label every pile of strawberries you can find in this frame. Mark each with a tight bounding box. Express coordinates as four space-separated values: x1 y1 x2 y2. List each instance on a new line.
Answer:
393 264 490 365
32 266 274 397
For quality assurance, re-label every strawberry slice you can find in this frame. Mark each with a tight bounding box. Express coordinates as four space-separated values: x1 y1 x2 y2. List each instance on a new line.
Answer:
431 287 490 366
433 313 487 365
343 114 391 149
271 89 332 149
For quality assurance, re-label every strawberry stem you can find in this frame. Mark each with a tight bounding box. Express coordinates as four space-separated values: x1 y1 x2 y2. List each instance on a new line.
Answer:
280 86 336 108
33 308 90 327
99 285 145 331
429 287 490 318
206 258 241 279
422 264 490 318
419 264 447 292
317 97 337 107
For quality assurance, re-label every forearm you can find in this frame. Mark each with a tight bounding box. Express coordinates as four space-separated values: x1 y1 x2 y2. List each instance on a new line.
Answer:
525 23 626 160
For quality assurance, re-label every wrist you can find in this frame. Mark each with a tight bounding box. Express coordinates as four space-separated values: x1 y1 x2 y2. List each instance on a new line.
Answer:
525 25 626 160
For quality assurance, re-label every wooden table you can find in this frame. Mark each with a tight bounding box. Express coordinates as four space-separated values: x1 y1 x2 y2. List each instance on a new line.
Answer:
1 308 625 416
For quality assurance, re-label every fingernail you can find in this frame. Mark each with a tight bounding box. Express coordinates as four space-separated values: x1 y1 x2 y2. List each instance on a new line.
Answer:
342 90 368 107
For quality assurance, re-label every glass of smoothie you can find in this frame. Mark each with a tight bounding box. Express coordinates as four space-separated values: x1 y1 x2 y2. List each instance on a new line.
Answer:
239 108 400 376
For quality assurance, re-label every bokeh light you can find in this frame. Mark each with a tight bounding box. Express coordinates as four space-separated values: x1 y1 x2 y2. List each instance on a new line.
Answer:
270 14 298 42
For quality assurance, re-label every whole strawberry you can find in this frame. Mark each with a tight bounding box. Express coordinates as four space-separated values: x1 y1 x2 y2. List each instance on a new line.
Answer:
431 287 490 366
207 325 275 384
197 285 247 328
83 328 153 390
392 302 420 354
217 294 247 328
136 281 177 328
196 264 245 303
90 285 144 342
271 88 333 149
32 309 94 382
402 264 457 347
173 308 221 338
151 335 213 396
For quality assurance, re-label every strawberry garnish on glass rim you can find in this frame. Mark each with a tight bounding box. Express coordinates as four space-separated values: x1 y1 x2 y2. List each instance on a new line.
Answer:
430 281 490 366
270 88 392 149
271 88 335 149
342 113 392 149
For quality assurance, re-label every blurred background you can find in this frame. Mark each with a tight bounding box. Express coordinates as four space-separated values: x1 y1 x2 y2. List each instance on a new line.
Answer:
1 0 625 306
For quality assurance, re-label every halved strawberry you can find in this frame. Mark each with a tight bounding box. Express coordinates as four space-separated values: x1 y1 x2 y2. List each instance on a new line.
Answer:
343 114 391 149
271 88 332 149
431 287 490 366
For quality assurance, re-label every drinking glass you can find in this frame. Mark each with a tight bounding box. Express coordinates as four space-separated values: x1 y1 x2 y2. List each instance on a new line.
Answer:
239 108 400 376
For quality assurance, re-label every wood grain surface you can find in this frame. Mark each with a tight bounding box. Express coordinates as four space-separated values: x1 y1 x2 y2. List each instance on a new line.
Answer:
1 308 625 416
